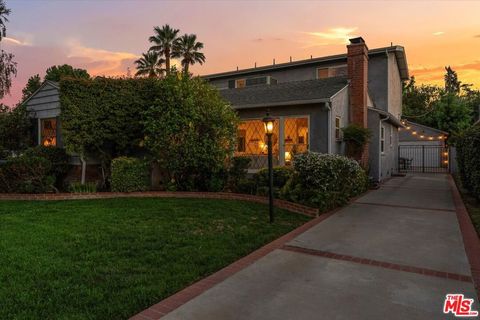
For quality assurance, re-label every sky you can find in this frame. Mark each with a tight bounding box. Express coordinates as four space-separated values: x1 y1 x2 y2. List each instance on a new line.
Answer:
1 0 480 106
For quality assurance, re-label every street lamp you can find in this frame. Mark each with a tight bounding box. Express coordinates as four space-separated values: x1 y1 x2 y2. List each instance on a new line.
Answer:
263 112 275 223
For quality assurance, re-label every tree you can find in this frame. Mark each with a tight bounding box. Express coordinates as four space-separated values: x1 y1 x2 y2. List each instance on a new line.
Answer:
0 104 32 156
0 0 16 99
134 51 165 78
174 34 206 74
21 74 41 102
444 66 461 95
45 64 90 82
402 76 441 124
149 24 179 75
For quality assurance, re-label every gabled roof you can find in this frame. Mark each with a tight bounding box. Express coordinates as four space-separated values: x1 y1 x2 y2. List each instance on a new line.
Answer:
204 45 409 81
21 80 59 106
404 120 449 135
220 77 348 109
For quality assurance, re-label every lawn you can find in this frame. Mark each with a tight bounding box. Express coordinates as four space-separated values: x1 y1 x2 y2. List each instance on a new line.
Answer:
0 198 309 320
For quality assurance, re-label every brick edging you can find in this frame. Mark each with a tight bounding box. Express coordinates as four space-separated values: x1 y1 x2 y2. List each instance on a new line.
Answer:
448 175 480 298
129 200 355 320
0 191 318 217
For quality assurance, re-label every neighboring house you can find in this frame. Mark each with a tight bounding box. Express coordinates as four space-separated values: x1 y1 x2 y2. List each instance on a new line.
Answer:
203 37 409 182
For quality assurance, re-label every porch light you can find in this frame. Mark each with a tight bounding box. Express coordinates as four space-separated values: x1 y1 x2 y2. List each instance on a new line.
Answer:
262 111 275 223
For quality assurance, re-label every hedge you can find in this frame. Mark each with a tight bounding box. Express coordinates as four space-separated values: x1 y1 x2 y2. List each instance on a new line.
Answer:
255 166 294 197
111 157 150 192
280 152 369 211
0 156 54 193
456 126 480 199
24 146 69 189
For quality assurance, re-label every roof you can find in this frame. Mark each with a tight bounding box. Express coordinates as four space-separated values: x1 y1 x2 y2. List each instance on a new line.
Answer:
220 77 348 109
368 107 403 127
404 120 449 135
203 45 409 81
21 80 59 106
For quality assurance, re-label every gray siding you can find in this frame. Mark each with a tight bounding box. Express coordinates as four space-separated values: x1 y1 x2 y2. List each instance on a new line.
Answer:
25 82 61 119
368 55 389 111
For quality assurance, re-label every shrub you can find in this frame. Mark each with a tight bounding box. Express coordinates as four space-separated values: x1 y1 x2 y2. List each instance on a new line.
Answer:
68 182 97 193
255 166 294 197
280 152 368 211
111 157 150 192
342 124 372 160
226 157 252 193
0 155 54 193
24 146 69 189
0 104 32 156
143 75 238 191
456 126 480 200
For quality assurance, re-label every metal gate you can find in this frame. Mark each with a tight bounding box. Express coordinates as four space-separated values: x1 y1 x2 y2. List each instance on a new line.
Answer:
398 145 450 173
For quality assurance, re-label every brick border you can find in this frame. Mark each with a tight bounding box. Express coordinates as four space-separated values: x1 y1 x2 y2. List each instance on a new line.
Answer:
448 175 480 297
0 192 318 217
281 245 472 283
129 200 357 320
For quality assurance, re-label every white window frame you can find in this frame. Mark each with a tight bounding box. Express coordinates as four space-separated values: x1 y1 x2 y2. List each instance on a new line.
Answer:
380 125 385 154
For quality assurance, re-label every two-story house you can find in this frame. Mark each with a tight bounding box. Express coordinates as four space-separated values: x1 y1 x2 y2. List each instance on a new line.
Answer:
203 37 409 182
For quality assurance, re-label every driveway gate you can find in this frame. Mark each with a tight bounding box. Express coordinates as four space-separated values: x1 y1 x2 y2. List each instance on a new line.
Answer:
398 145 450 173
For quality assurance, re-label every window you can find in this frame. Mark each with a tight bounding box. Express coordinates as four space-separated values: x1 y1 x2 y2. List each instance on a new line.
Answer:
317 68 329 79
335 116 341 140
284 117 309 164
41 118 57 147
317 65 347 79
380 125 385 154
235 79 246 88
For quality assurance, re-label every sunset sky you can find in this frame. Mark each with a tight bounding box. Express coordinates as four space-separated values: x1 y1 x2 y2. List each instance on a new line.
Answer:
1 0 479 106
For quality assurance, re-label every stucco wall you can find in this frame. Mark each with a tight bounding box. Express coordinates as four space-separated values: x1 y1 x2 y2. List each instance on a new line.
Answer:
367 55 388 111
388 53 402 119
330 87 349 155
236 103 329 154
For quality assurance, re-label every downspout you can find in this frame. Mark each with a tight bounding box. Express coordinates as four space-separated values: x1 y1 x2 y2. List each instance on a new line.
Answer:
379 114 390 182
80 155 87 185
326 101 332 154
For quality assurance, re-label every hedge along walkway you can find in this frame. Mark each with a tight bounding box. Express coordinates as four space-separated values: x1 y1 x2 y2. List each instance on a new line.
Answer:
0 192 318 217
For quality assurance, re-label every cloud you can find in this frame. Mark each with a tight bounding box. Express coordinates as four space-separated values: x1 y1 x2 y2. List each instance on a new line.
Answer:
433 31 445 36
3 36 30 46
475 34 480 38
410 61 480 85
307 27 358 44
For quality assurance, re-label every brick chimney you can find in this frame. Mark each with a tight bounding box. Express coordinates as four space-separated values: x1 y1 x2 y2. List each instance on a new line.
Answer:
347 37 369 165
347 37 368 128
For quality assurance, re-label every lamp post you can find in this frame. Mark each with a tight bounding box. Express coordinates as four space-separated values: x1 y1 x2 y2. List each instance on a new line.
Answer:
263 112 275 223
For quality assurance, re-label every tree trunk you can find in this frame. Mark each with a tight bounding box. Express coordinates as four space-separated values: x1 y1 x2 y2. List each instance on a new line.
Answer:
165 48 170 75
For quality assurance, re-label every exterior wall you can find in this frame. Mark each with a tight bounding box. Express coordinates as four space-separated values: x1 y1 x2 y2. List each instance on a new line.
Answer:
367 55 388 111
330 87 349 155
236 103 329 154
368 109 381 181
388 53 402 119
399 122 447 144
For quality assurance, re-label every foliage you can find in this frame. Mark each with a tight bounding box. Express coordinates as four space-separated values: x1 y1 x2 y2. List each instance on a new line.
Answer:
60 77 159 186
455 126 480 200
0 155 54 193
280 152 369 211
226 156 253 193
0 198 308 319
341 124 372 159
0 104 32 157
174 33 206 74
24 146 69 189
134 51 165 78
68 181 97 193
111 157 150 192
255 166 294 197
0 0 16 99
143 74 238 191
444 66 461 95
21 74 41 102
45 64 90 82
149 24 180 75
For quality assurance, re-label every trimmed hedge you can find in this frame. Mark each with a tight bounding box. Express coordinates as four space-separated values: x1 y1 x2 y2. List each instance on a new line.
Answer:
255 166 294 197
0 156 54 193
456 126 480 200
111 157 150 192
280 152 368 211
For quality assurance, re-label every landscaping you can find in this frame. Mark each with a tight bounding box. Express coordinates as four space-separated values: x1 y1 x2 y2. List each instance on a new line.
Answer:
0 197 309 319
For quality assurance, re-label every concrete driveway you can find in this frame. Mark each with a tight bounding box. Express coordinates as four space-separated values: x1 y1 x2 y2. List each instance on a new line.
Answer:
137 174 479 320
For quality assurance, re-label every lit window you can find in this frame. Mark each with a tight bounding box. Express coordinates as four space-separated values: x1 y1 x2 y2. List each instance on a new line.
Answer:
284 117 309 165
41 118 57 147
317 68 329 79
235 79 246 88
380 126 385 153
335 116 341 140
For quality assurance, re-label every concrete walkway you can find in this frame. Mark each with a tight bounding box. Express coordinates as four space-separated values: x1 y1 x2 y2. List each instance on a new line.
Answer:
137 174 479 320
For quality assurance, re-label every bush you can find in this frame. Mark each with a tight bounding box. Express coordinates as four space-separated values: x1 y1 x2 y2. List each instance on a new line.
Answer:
226 157 252 193
0 155 54 193
280 152 368 211
24 146 69 189
143 75 238 191
342 124 372 160
255 166 294 197
111 157 150 192
456 126 480 200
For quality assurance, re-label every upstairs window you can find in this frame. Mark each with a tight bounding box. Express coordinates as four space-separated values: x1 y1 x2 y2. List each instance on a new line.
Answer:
41 118 57 147
317 65 347 79
235 79 246 88
335 116 342 140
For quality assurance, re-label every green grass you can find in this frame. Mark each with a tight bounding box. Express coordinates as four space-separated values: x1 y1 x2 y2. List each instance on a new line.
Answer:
454 176 480 235
0 198 309 320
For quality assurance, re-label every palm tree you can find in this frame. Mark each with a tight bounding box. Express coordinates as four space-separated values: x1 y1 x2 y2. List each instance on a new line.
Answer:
0 0 11 41
149 24 179 75
134 51 165 78
174 34 206 74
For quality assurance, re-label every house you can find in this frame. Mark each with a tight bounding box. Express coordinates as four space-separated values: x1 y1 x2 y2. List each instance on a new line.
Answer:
203 37 409 182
